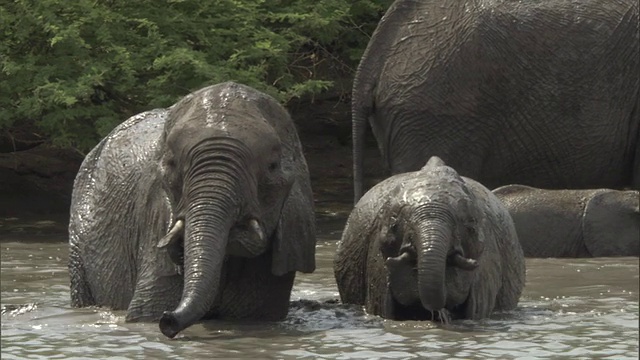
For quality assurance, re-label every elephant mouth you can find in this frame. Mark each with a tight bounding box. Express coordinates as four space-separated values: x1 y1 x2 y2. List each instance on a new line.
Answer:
386 294 455 323
157 217 268 275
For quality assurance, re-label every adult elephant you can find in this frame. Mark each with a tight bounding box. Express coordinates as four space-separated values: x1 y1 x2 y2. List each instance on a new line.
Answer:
352 0 640 203
494 185 640 257
68 82 316 338
334 156 525 321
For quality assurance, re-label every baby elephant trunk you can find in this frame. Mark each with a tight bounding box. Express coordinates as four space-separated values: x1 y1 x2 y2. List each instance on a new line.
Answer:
416 217 451 312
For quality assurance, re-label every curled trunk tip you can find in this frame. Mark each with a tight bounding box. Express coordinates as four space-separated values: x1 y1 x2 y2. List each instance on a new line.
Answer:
159 311 182 339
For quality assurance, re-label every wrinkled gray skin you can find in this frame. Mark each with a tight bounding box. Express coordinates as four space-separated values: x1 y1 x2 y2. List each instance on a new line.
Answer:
494 185 640 258
334 156 525 321
68 82 316 339
352 0 640 203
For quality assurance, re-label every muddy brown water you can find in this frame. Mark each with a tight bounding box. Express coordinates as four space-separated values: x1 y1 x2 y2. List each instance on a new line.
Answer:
1 214 638 359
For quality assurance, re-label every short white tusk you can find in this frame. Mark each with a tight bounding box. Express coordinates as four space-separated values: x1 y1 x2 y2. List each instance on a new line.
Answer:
452 253 479 271
157 219 184 248
249 219 264 241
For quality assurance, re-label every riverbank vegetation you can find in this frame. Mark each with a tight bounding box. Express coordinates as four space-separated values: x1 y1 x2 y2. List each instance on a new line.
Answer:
1 0 391 154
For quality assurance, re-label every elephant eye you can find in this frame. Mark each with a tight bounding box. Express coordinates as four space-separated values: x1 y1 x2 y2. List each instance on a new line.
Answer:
163 153 176 168
465 219 477 234
268 161 279 171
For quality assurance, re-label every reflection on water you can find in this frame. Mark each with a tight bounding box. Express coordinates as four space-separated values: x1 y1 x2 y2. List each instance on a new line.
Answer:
1 217 638 359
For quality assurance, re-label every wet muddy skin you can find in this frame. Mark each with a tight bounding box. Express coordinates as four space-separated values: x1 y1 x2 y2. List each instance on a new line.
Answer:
1 213 638 359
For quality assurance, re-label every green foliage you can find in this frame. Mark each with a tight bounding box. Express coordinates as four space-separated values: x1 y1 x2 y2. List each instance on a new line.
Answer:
0 0 391 153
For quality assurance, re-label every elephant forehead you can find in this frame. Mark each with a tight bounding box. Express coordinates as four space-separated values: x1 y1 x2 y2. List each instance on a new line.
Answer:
396 179 469 206
166 83 272 132
166 96 279 151
199 88 266 129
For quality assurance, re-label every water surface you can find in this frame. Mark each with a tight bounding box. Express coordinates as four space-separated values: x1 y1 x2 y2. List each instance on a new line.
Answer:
1 217 638 359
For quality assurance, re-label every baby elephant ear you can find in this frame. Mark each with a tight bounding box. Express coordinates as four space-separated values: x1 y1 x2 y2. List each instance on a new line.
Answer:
271 176 316 276
378 215 401 259
583 190 639 257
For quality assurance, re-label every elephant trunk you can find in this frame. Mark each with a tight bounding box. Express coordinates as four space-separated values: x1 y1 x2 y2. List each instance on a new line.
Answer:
415 206 453 312
160 141 250 338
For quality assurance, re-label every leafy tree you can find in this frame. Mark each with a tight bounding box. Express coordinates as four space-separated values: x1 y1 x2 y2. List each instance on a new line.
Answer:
0 0 391 153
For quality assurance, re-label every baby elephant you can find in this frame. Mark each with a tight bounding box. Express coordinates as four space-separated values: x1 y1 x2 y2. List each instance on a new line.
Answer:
493 185 639 258
334 156 525 321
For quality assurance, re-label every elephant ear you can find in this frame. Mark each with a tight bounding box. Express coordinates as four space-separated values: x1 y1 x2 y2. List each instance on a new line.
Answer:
271 176 316 276
583 190 640 257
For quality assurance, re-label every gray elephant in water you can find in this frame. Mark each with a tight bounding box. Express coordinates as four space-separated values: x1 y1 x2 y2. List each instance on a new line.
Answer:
334 156 525 321
493 185 640 257
68 82 316 338
352 0 639 203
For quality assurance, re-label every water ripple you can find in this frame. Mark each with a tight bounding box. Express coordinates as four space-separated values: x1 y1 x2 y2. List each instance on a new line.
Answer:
1 241 638 359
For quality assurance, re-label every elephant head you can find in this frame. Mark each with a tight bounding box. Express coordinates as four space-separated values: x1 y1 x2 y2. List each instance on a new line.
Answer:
375 156 485 319
152 83 314 338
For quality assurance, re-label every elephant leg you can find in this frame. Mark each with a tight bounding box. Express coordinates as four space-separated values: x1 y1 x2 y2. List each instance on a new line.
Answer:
68 240 95 308
126 251 183 322
215 251 295 321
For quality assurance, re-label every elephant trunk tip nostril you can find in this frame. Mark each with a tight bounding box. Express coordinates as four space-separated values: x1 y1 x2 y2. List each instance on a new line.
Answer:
159 311 182 339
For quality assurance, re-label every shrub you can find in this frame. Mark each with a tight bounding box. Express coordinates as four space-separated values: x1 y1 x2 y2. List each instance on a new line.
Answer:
0 0 391 153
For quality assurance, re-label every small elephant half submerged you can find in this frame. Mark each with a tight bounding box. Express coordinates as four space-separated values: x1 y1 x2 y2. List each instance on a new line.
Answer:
334 156 525 321
493 185 640 258
68 82 316 338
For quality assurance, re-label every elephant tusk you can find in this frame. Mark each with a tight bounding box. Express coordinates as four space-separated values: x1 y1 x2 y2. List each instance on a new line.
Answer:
450 253 479 271
157 219 184 248
384 251 412 267
226 218 267 257
249 218 264 242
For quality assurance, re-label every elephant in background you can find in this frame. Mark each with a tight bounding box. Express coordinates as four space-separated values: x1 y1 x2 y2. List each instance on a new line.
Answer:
352 0 639 203
68 82 316 338
493 185 640 258
334 156 525 321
